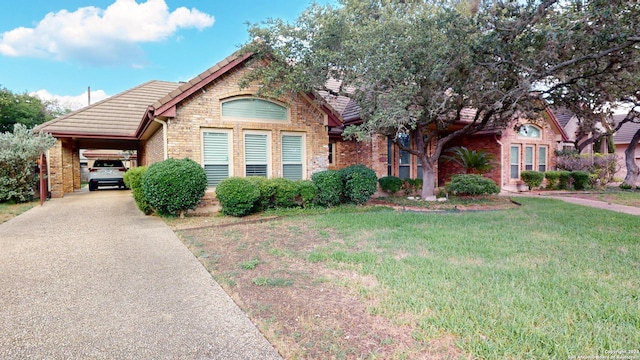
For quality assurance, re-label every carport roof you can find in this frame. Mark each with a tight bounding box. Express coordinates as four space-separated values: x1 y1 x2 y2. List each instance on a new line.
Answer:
36 80 181 139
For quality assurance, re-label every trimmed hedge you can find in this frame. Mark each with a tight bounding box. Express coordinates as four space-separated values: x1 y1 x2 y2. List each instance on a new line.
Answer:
297 180 318 207
339 164 378 204
520 171 544 190
558 171 572 190
123 166 152 215
141 158 207 216
447 174 500 196
570 171 590 190
311 170 343 207
378 176 403 194
544 171 561 189
216 177 261 216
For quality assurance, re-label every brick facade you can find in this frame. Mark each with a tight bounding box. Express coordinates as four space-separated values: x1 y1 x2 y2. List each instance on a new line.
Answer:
140 127 165 166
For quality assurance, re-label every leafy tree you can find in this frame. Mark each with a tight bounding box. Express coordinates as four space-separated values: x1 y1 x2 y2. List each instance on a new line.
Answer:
441 146 495 174
241 0 640 198
0 86 62 133
0 124 56 203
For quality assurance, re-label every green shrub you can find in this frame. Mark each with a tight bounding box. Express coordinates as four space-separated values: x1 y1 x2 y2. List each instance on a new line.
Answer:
557 171 572 190
339 164 378 204
619 182 633 190
141 158 207 216
378 176 403 194
272 177 300 208
296 180 318 207
123 166 152 215
311 170 343 207
570 171 591 190
447 174 500 196
520 171 544 190
246 176 277 210
544 171 561 189
216 177 261 217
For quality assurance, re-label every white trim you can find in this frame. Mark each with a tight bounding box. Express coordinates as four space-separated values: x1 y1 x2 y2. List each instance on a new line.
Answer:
201 128 233 187
243 130 272 178
281 131 307 180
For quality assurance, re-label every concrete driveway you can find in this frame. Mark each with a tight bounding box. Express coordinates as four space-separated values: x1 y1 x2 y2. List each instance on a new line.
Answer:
0 190 281 359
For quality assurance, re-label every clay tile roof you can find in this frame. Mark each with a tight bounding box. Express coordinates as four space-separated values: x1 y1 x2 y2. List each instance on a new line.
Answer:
551 107 575 128
613 113 640 144
35 80 180 138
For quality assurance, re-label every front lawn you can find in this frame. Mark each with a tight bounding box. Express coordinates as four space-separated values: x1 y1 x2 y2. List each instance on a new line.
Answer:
0 201 37 224
560 187 640 207
174 197 640 358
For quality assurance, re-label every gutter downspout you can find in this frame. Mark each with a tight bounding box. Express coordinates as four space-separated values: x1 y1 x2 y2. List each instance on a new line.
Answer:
495 134 504 191
153 117 169 160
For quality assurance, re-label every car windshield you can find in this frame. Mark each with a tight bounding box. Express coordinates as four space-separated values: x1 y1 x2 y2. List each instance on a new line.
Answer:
93 160 124 167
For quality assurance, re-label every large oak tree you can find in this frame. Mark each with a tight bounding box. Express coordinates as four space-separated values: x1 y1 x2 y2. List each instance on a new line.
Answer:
242 0 640 197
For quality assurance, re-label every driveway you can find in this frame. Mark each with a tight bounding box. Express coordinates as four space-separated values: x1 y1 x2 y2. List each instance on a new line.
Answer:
0 190 281 359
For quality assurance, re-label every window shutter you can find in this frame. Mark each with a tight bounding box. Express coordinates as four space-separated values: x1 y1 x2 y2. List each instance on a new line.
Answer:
282 135 303 180
203 132 229 186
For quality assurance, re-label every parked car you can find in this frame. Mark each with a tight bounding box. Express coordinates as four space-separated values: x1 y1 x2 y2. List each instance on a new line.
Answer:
88 159 127 191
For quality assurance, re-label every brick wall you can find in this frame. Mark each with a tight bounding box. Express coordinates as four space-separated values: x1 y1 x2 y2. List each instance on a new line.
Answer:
332 135 388 177
141 128 165 166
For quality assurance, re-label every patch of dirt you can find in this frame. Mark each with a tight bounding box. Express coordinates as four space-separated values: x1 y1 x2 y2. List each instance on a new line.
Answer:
172 217 467 359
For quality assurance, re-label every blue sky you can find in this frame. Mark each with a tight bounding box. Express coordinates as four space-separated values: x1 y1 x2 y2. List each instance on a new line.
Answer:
0 0 334 110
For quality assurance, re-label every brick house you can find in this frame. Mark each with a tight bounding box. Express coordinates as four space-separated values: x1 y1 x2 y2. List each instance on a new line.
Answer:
37 51 569 199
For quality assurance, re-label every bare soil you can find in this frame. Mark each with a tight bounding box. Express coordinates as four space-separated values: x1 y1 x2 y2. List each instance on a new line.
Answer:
167 199 516 359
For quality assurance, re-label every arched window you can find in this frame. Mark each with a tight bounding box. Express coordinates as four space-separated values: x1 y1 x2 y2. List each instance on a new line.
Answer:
221 98 288 121
518 124 542 139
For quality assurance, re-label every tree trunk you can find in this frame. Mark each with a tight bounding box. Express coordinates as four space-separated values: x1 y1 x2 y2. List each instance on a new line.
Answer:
622 127 640 188
420 160 436 199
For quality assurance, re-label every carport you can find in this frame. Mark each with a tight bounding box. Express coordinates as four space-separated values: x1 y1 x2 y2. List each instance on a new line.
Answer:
35 81 181 198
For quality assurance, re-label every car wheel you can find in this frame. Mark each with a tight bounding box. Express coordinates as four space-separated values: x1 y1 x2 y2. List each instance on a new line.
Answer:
89 183 97 191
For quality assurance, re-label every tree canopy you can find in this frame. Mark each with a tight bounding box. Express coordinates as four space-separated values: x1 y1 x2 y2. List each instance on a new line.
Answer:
243 0 640 196
0 86 67 133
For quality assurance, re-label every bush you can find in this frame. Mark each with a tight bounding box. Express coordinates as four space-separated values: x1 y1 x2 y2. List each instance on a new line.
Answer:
558 171 572 190
123 166 152 215
378 176 403 194
339 164 378 204
570 171 591 190
141 158 207 216
520 171 545 190
311 170 343 207
216 177 261 216
272 177 300 208
544 171 561 189
447 174 500 196
296 180 318 207
246 176 277 210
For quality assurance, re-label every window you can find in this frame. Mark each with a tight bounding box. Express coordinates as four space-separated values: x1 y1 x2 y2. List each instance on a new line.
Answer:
510 145 520 179
282 134 304 180
525 146 534 171
387 137 393 176
328 141 335 165
244 131 270 177
398 133 411 179
222 98 287 121
518 125 542 139
538 146 547 172
203 130 232 186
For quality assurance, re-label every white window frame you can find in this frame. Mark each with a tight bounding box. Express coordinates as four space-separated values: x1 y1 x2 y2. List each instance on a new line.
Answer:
538 146 548 172
525 145 534 171
281 132 306 180
201 129 233 187
221 97 290 123
243 130 272 178
510 145 520 179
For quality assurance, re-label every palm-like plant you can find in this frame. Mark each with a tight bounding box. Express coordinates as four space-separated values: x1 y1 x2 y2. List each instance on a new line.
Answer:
442 146 496 174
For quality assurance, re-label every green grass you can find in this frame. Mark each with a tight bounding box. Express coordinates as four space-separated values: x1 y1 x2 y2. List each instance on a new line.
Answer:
306 197 640 358
0 201 37 224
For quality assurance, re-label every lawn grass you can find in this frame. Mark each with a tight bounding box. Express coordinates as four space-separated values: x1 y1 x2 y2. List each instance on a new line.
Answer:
0 201 37 224
306 197 640 358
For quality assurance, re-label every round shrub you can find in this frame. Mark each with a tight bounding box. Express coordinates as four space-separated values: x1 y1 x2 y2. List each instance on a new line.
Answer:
246 176 277 210
216 177 261 217
296 180 318 207
272 178 300 208
141 158 207 216
557 171 572 190
544 171 561 189
520 171 544 190
339 164 378 204
311 170 343 207
123 166 152 215
570 171 590 190
378 176 403 194
447 174 499 196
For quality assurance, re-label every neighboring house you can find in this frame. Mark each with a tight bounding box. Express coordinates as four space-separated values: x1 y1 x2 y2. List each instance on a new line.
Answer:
612 114 640 182
36 51 570 199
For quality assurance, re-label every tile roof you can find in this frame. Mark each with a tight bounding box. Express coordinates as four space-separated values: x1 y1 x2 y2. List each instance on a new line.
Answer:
613 113 640 144
551 107 575 127
36 80 180 138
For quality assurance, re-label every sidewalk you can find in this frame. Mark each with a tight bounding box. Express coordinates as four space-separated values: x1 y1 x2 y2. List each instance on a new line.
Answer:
0 190 281 359
509 191 640 216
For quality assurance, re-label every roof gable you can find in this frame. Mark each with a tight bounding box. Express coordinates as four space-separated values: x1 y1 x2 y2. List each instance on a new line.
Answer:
613 114 640 144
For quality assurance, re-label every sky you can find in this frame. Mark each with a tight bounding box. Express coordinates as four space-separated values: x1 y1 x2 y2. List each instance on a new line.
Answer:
0 0 335 110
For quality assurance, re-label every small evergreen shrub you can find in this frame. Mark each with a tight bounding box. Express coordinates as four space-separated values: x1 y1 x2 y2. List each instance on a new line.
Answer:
544 171 561 189
378 176 403 194
311 170 343 207
619 183 633 190
447 174 500 196
216 177 261 217
570 171 591 190
557 171 572 190
141 158 207 216
246 176 277 210
520 171 545 190
123 166 152 215
296 180 318 207
339 164 378 204
272 177 300 208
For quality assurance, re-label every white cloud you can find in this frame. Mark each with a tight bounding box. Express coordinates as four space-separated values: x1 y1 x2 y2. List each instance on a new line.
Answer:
0 0 214 66
31 89 110 111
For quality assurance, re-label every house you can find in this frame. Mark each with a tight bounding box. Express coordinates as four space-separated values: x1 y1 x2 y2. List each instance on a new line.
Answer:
612 115 640 182
37 51 570 200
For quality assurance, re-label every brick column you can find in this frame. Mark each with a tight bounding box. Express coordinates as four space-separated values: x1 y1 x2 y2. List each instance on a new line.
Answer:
48 139 64 198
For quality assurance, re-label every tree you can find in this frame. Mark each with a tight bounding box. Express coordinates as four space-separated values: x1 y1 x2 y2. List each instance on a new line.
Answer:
0 86 59 133
242 0 640 198
0 123 56 203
